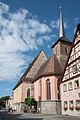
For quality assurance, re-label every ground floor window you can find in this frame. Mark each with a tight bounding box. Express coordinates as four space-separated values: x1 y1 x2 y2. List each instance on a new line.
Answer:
64 101 68 111
75 100 80 110
69 101 74 110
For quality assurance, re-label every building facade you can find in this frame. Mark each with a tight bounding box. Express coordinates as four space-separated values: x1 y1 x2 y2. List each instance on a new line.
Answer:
6 96 13 110
12 50 47 112
60 23 80 116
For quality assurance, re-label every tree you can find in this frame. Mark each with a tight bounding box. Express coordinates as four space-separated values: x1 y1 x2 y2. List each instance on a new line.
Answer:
25 97 37 108
0 96 10 109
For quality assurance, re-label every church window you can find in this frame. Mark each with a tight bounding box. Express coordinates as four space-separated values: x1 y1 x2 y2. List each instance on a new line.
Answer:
27 88 30 97
46 79 51 100
31 85 34 97
74 80 79 89
63 84 67 92
39 80 41 101
68 82 73 91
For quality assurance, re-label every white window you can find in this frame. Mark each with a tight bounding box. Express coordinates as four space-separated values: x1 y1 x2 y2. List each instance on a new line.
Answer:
69 101 74 110
68 82 73 91
63 84 67 92
73 64 78 74
76 100 80 107
75 100 80 110
74 80 79 89
64 101 68 111
69 101 74 107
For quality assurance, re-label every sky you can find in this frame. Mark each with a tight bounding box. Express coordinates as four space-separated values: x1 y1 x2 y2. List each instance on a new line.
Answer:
0 0 80 97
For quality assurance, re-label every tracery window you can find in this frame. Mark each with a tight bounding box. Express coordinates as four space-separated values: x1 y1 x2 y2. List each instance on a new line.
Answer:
46 79 51 100
27 88 30 97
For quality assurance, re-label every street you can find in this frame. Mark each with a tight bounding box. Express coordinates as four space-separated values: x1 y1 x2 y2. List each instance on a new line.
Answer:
0 111 80 120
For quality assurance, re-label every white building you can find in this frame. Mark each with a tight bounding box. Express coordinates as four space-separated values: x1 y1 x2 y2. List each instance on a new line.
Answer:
6 96 13 110
60 23 80 116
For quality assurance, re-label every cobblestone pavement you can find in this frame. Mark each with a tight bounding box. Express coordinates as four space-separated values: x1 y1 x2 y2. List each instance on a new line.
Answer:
17 113 80 120
0 111 80 120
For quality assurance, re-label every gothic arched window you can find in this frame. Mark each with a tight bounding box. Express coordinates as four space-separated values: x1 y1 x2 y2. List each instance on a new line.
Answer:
27 88 30 97
46 79 51 100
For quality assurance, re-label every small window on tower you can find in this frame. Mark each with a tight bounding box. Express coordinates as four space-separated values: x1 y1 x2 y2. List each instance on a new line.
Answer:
65 47 68 54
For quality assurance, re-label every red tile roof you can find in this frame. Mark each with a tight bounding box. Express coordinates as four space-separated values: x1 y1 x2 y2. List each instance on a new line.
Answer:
34 54 63 81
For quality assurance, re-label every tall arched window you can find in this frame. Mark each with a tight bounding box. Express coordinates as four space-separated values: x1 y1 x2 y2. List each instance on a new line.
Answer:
27 88 30 97
46 79 51 100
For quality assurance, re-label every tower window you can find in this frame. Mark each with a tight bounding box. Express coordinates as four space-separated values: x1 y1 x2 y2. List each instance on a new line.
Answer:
65 47 68 54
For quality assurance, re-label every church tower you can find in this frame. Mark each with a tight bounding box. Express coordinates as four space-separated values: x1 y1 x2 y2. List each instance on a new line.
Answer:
51 6 72 71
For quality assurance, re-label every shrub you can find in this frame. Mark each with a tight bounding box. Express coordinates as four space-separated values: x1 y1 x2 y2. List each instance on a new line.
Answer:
24 97 37 109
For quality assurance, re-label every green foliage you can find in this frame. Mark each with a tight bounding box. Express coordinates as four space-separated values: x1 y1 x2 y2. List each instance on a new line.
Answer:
0 96 10 109
24 97 37 108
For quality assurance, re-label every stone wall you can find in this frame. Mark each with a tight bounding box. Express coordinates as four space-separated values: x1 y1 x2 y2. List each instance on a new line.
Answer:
39 100 61 114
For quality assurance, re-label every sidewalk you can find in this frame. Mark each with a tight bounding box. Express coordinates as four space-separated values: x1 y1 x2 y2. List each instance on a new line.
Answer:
15 112 80 120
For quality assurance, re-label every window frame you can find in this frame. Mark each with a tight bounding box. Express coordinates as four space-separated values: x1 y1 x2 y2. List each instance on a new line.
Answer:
68 82 73 91
72 64 78 74
74 80 79 89
46 79 51 100
63 84 67 92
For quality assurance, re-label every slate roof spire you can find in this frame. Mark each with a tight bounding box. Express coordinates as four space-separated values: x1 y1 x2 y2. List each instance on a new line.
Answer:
59 6 66 38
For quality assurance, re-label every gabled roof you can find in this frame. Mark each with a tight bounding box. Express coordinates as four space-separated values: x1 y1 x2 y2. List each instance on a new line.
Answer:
34 54 63 81
13 50 47 90
21 50 45 79
61 23 80 83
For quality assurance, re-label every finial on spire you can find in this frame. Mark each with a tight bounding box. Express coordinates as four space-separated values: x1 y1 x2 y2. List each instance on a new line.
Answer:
59 6 61 9
59 6 66 38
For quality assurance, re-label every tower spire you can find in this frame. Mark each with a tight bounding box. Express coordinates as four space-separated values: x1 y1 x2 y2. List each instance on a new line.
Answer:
59 6 66 38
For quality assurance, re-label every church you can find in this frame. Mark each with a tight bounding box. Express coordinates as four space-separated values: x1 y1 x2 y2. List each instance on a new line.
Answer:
12 7 72 114
32 7 72 114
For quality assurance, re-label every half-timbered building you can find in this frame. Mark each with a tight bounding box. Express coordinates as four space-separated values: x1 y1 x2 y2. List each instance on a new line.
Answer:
60 23 80 116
